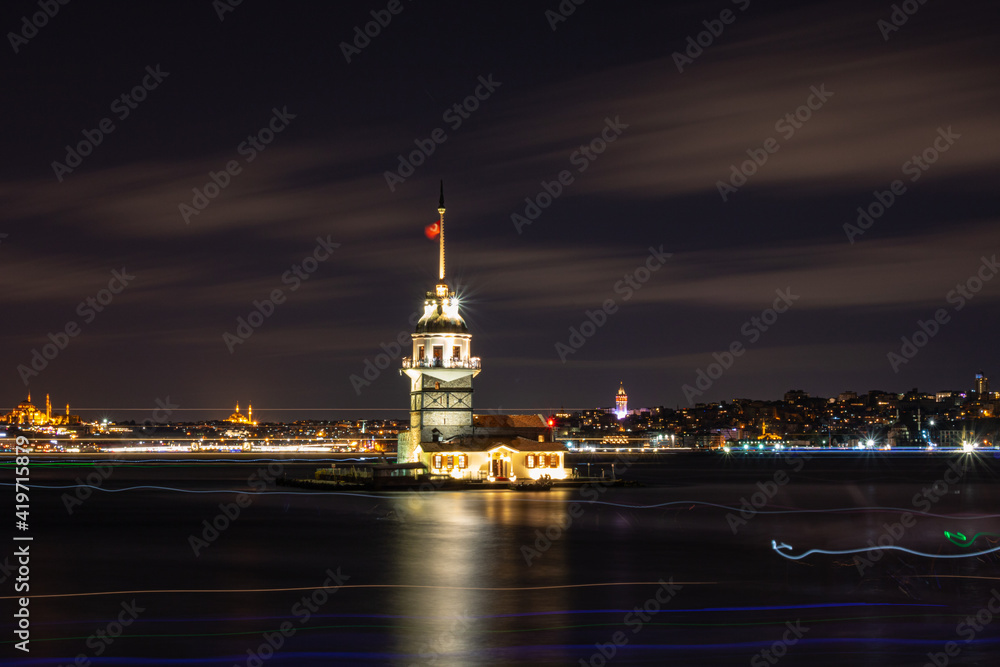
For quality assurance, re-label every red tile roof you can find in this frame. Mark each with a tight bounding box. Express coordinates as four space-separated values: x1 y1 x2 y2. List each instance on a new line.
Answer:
473 414 547 429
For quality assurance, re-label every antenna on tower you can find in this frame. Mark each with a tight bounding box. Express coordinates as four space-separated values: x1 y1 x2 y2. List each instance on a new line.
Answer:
438 180 446 281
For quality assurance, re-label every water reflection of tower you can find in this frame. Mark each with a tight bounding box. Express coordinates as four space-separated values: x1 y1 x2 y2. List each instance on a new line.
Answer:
615 382 628 419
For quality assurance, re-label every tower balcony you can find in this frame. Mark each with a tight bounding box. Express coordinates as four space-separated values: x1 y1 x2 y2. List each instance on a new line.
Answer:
402 356 481 370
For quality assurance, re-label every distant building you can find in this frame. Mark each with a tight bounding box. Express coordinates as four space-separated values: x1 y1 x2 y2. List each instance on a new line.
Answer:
615 382 628 419
974 371 989 397
2 393 79 426
397 185 568 480
936 391 961 405
226 402 255 425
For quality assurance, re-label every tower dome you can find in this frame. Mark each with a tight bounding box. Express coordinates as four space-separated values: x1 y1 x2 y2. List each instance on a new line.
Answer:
415 287 468 334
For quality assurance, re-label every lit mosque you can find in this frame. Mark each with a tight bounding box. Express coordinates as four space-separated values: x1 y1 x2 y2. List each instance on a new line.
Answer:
225 402 255 425
2 392 80 426
397 184 568 481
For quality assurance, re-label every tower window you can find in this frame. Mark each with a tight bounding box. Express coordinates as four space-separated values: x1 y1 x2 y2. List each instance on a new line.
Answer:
453 345 461 361
418 346 425 361
433 346 443 366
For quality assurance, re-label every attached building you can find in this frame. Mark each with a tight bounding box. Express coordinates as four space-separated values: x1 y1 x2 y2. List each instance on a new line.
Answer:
397 185 568 481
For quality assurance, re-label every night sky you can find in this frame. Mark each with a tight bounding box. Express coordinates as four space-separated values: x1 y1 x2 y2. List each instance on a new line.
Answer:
2 0 998 422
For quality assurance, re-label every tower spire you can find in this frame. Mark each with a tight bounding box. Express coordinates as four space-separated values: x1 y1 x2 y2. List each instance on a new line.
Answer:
438 180 446 281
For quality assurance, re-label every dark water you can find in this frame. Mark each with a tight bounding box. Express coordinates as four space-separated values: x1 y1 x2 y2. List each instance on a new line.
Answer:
4 452 1000 666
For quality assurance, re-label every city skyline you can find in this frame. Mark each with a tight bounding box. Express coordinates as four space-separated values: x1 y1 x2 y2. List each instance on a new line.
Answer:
2 0 998 422
3 369 993 425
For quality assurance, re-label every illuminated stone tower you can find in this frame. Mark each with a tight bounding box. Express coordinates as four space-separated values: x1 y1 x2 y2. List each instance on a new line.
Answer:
615 382 628 419
398 183 481 463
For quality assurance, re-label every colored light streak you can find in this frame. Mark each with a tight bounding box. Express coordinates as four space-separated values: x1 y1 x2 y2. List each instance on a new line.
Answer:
0 581 719 601
12 614 967 646
30 602 946 627
943 530 1000 547
771 539 1000 561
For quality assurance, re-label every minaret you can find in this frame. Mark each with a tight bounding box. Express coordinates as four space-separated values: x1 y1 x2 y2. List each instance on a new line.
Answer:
399 183 481 463
248 404 253 423
46 393 51 420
